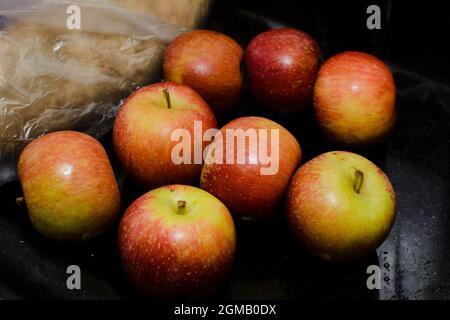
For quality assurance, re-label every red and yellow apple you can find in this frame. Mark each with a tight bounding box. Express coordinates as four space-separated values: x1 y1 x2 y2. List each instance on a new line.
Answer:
200 116 301 222
314 51 396 146
118 185 236 299
245 28 321 114
285 151 396 262
163 30 244 116
17 131 120 241
113 82 217 189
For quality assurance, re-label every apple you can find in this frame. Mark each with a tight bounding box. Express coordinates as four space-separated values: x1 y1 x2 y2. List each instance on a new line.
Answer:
313 51 396 147
118 184 236 299
285 151 396 262
17 131 120 241
200 116 301 222
245 28 321 114
163 30 244 116
113 82 217 189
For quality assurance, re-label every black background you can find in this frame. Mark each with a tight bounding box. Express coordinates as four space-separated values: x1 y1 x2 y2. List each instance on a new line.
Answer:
0 0 449 300
213 0 449 84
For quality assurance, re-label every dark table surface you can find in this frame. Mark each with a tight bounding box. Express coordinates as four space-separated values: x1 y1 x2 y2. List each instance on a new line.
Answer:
0 1 449 300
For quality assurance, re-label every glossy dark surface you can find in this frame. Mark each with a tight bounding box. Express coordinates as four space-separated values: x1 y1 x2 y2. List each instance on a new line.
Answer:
0 0 449 299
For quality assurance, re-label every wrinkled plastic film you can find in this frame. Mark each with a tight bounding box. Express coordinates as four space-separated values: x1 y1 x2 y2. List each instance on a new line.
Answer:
0 0 212 184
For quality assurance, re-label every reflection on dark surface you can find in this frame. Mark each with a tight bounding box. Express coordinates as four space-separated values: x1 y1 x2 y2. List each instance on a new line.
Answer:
0 0 449 299
378 66 450 299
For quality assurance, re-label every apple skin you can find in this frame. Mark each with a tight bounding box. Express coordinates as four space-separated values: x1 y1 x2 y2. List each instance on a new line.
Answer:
163 30 244 116
314 51 396 147
17 131 120 242
200 116 301 222
118 185 236 299
113 82 217 189
245 28 321 114
285 151 396 262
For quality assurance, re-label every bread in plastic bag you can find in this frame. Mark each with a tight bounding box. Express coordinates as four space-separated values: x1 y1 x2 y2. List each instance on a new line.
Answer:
0 0 212 185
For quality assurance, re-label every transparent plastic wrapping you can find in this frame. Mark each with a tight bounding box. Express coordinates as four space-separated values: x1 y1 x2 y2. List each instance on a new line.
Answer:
0 0 212 185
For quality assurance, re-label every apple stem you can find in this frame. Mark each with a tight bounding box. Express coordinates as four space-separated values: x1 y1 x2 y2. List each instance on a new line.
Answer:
353 170 364 194
16 196 25 206
163 89 171 109
177 200 186 215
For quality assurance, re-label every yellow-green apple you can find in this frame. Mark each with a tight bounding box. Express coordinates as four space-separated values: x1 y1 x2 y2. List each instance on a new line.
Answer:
17 131 120 241
200 116 301 222
285 151 396 262
118 185 236 299
113 82 217 189
245 28 321 114
314 51 396 146
163 30 244 116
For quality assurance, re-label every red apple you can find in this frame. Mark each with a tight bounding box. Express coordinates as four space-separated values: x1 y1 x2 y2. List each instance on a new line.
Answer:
113 82 217 189
17 131 120 241
285 151 396 262
163 30 244 116
200 116 301 222
245 28 321 114
118 184 236 299
314 51 396 147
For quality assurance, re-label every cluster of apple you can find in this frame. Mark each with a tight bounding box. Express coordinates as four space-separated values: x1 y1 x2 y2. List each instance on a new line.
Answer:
16 27 397 299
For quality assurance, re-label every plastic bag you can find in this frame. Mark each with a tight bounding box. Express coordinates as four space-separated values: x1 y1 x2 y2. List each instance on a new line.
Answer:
0 0 212 185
